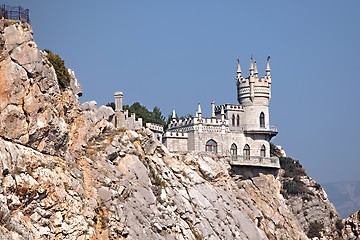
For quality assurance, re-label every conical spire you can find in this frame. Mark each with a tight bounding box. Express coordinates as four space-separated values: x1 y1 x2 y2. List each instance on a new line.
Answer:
254 59 258 76
237 58 241 73
249 57 254 71
172 109 176 121
211 101 215 118
266 56 271 75
197 102 202 120
236 58 242 80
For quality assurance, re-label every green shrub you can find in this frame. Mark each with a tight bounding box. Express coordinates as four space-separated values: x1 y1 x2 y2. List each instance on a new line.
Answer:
283 178 308 195
307 220 323 238
335 219 344 235
45 50 71 88
280 157 306 178
106 102 115 110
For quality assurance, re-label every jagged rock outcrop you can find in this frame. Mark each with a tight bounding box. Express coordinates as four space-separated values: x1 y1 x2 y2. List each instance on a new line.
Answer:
283 174 339 238
340 210 360 239
0 19 345 240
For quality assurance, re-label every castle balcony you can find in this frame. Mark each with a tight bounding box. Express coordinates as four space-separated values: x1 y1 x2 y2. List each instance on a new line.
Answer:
242 124 278 136
228 155 280 169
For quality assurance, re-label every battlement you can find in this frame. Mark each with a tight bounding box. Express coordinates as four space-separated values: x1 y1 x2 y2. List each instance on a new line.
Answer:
163 131 188 138
145 123 164 132
214 104 243 114
236 57 272 105
0 5 30 23
168 116 228 129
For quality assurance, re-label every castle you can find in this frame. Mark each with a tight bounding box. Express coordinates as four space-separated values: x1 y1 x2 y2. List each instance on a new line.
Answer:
162 57 279 168
113 57 279 169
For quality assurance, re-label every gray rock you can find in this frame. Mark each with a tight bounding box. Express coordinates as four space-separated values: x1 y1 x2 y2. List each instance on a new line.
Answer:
81 101 97 112
68 69 82 97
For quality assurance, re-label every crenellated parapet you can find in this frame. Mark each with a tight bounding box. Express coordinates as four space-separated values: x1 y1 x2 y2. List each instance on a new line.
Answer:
214 104 243 115
237 57 272 106
113 91 142 130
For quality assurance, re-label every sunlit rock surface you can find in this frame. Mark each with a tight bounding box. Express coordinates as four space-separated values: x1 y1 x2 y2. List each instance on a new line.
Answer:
0 19 352 240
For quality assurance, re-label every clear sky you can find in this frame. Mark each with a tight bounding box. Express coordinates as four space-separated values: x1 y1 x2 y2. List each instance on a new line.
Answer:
4 1 360 184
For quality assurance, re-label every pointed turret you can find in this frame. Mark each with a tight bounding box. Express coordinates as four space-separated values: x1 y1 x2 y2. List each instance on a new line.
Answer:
249 57 255 75
211 101 215 118
172 109 177 122
254 61 258 76
236 58 242 80
266 56 271 76
197 102 202 120
221 105 225 122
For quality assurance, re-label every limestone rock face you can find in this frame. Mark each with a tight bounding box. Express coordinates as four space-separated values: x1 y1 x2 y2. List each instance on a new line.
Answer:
0 19 344 240
281 171 340 238
0 20 86 157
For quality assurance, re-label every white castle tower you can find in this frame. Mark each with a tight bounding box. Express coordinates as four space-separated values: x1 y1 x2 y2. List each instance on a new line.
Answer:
236 57 273 134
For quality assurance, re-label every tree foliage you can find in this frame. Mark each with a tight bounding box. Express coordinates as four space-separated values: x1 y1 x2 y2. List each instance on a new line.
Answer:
123 102 166 127
106 102 115 110
282 178 308 195
335 219 344 235
280 157 306 178
307 220 323 238
45 50 71 88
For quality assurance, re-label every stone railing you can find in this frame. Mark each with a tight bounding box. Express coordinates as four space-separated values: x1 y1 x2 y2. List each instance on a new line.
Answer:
228 155 280 168
241 124 278 134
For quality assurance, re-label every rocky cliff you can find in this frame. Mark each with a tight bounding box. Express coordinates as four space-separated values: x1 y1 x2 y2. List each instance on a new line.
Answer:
340 210 360 239
0 19 351 240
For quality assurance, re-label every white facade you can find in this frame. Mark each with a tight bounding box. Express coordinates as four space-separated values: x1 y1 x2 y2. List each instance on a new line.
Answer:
163 57 279 168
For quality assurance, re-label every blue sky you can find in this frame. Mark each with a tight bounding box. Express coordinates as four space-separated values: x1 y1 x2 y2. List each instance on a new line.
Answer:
4 1 360 184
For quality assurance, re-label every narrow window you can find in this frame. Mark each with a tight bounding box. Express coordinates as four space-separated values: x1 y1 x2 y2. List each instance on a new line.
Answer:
243 144 250 160
236 114 240 127
230 143 237 156
260 145 266 157
260 112 265 128
232 114 235 126
206 139 217 153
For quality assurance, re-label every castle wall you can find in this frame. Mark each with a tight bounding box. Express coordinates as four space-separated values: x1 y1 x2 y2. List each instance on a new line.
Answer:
114 111 142 130
163 132 188 152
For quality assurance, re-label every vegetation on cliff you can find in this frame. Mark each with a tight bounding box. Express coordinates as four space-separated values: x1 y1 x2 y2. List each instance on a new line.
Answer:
45 49 71 88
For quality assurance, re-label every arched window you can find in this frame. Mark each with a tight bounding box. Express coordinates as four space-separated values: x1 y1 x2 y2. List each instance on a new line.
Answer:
236 114 240 127
231 114 235 126
260 145 266 157
243 144 250 160
230 143 237 156
260 112 265 128
206 139 217 153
